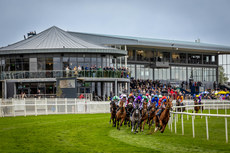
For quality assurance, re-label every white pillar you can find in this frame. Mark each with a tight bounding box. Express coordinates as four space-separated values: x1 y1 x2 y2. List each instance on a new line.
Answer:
206 116 209 140
192 115 195 138
225 117 228 143
182 113 184 135
175 114 177 134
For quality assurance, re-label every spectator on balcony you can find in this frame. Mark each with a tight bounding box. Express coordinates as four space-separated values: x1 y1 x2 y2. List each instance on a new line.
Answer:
73 66 78 76
65 66 70 77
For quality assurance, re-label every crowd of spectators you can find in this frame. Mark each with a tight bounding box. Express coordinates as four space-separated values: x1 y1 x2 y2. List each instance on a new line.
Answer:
65 65 130 78
130 79 230 100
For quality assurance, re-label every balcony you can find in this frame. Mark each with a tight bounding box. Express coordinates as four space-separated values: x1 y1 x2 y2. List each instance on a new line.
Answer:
0 70 130 80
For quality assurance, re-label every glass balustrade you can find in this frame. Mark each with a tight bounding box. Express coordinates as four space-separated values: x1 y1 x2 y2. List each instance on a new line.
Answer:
0 70 131 80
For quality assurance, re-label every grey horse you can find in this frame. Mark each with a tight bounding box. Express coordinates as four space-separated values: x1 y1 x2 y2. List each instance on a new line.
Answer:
131 104 141 133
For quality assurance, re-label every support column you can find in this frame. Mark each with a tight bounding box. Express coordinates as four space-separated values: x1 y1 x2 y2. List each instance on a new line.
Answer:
127 82 130 95
125 45 128 91
115 79 117 96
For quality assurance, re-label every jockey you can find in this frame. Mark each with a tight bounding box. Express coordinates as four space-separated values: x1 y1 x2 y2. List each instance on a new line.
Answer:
111 96 119 112
150 95 159 109
117 94 127 111
131 95 142 117
126 94 135 107
141 96 149 109
112 96 120 107
120 94 127 106
132 96 142 111
156 96 167 119
195 94 202 104
177 93 184 106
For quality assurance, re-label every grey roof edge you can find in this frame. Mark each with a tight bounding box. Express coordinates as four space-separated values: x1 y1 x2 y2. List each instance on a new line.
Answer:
68 31 230 52
0 48 127 55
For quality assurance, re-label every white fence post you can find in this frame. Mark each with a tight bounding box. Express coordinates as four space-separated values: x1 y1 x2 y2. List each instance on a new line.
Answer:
175 114 177 134
55 98 57 114
24 98 26 117
171 114 173 132
192 115 195 138
187 108 189 120
75 98 77 114
12 98 15 117
206 116 209 140
209 105 210 118
65 98 67 114
182 113 184 135
217 104 218 117
35 98 37 116
45 98 48 115
225 117 228 143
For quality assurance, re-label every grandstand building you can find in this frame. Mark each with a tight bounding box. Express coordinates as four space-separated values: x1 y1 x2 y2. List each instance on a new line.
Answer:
1 26 230 98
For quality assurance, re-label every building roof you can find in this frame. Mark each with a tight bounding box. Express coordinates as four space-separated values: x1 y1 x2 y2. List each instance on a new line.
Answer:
0 26 126 55
68 31 230 54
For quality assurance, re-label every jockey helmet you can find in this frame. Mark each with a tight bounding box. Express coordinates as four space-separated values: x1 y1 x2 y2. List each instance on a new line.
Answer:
121 94 127 99
146 93 149 96
162 96 167 99
137 96 142 101
112 96 119 101
159 95 162 98
154 95 158 98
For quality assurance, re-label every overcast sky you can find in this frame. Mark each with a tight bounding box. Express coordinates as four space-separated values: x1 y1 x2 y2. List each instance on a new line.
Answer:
0 0 230 47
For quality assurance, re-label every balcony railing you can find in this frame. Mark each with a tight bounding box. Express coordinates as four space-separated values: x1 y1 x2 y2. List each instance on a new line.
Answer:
0 70 131 80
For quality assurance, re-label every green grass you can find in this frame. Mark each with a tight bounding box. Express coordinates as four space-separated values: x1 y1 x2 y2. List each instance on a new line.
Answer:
0 110 229 153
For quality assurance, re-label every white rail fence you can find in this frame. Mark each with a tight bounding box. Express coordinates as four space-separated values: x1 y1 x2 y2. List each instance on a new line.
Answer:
169 103 230 143
0 98 110 117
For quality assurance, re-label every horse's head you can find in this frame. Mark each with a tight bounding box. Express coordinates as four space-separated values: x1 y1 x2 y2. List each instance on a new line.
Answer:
166 98 173 110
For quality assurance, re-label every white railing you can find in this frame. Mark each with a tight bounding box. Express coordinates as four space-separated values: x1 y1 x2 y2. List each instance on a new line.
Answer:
169 103 230 143
0 98 110 117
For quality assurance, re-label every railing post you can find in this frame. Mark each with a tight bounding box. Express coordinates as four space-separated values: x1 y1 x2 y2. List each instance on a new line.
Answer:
12 98 15 117
175 114 177 134
187 107 189 120
35 98 37 116
201 104 203 119
206 116 209 140
225 117 228 143
182 113 184 135
217 104 218 117
55 98 58 114
192 115 195 138
75 98 77 114
209 104 211 118
171 114 173 132
65 98 67 114
225 104 227 115
45 98 48 115
24 98 26 117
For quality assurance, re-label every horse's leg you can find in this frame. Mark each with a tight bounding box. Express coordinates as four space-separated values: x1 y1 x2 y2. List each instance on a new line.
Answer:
120 117 125 129
142 119 147 132
131 120 134 132
139 120 142 132
161 124 166 133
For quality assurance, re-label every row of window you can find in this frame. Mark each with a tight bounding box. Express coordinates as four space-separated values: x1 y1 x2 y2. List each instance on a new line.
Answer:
0 54 114 72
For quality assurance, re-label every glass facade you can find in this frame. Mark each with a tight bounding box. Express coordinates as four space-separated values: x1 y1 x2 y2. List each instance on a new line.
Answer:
0 54 114 73
219 54 230 81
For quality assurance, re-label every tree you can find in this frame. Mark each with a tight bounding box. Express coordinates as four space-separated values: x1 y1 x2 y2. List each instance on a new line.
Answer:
218 66 229 84
56 85 63 98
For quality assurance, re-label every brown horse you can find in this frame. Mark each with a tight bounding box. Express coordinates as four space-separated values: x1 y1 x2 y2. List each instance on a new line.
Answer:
116 100 126 130
176 100 185 112
140 101 148 132
193 100 204 113
124 103 133 127
109 100 117 127
148 103 156 129
154 98 173 133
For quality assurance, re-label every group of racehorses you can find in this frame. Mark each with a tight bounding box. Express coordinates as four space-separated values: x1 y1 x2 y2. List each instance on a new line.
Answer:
109 97 173 134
